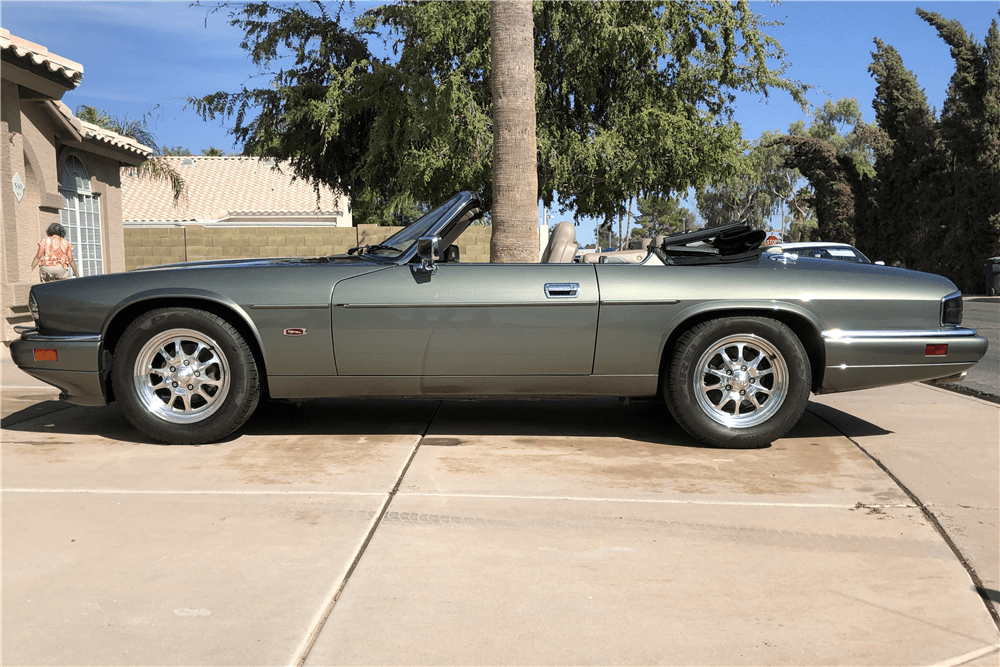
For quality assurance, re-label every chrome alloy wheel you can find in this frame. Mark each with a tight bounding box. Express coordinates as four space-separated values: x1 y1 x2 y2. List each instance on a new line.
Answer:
133 328 231 424
692 334 789 428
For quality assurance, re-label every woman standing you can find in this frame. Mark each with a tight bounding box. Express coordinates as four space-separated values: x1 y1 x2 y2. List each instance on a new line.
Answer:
30 223 79 281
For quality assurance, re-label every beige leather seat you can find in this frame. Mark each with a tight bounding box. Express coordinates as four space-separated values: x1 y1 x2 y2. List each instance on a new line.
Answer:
541 221 578 263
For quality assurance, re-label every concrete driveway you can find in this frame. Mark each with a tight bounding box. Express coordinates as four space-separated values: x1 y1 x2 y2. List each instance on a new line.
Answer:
3 380 998 665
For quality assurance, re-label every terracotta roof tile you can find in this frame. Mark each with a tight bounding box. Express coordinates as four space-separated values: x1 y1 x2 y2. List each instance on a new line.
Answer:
121 156 346 223
1 29 84 86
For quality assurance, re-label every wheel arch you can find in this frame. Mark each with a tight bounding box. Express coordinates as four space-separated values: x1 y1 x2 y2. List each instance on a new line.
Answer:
657 304 826 396
101 291 268 403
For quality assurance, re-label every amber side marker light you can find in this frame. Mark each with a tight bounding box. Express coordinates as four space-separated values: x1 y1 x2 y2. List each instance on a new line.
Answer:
925 344 948 357
33 349 57 361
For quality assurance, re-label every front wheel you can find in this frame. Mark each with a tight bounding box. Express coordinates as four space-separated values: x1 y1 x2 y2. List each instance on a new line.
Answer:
665 317 811 448
112 308 260 444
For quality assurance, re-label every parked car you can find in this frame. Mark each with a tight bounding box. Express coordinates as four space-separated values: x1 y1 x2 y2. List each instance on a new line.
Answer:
12 192 988 449
764 241 881 265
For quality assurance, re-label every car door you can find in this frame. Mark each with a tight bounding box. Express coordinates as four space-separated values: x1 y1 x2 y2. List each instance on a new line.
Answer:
331 263 599 376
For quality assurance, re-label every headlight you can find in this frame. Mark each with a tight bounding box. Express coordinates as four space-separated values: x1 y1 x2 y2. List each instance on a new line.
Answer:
941 291 963 326
28 291 39 325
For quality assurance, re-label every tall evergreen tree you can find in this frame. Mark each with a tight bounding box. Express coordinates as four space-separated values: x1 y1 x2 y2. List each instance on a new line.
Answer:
917 9 1000 291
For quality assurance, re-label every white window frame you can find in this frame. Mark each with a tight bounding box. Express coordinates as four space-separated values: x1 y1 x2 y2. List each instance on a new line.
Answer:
59 155 104 277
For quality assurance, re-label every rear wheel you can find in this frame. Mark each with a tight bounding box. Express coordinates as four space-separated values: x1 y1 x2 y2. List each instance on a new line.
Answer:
666 317 811 448
112 308 260 444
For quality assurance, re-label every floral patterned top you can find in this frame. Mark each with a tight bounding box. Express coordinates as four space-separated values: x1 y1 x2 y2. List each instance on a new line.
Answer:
38 235 73 267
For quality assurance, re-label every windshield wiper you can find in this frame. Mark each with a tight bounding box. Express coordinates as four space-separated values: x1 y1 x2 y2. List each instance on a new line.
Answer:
347 243 402 256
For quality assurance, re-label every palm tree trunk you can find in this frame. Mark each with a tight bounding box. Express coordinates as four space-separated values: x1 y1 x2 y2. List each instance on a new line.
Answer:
490 0 538 263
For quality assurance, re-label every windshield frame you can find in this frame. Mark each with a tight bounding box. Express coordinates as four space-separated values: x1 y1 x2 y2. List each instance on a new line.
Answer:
354 193 478 262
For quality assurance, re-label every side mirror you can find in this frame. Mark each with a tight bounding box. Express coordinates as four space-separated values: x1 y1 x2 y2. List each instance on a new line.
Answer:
413 235 441 276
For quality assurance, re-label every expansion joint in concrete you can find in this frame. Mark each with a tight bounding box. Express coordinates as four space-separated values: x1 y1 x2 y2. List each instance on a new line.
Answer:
293 400 444 667
806 406 1000 634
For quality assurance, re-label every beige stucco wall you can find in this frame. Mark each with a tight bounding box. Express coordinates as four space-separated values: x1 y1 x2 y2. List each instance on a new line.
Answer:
123 224 497 270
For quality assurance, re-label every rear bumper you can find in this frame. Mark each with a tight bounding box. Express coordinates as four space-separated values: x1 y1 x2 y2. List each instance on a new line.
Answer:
819 327 989 393
9 329 108 406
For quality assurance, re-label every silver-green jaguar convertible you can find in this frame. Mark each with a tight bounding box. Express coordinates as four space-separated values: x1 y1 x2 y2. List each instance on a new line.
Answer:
11 192 989 448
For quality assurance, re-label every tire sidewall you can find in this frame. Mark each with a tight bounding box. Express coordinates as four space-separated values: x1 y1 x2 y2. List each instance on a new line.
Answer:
112 308 258 444
667 317 811 448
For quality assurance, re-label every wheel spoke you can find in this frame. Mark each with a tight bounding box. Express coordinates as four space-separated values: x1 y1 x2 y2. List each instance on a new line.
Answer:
704 368 729 382
200 353 221 370
735 343 747 367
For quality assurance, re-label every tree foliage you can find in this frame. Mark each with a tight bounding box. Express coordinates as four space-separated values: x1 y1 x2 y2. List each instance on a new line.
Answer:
769 9 1000 291
190 1 805 227
76 105 184 201
630 195 697 240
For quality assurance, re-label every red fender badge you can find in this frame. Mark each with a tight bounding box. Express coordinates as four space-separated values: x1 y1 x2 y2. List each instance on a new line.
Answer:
283 328 307 336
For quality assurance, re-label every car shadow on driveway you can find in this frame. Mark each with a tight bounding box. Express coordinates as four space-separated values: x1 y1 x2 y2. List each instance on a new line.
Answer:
0 396 893 449
804 402 895 439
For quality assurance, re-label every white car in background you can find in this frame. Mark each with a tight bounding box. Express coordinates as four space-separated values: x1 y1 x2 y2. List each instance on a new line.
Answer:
764 241 883 265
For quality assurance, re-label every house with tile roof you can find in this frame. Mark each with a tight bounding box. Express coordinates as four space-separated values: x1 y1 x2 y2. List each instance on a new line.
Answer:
1 28 153 341
120 155 353 269
121 155 350 226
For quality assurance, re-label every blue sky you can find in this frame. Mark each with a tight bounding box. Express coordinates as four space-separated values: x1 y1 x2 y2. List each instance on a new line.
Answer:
3 1 999 242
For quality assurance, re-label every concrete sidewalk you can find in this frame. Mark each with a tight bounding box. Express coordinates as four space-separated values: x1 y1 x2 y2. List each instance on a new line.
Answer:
811 384 1000 622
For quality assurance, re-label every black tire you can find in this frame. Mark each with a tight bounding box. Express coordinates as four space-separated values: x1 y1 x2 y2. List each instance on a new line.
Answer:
112 307 260 444
665 317 811 448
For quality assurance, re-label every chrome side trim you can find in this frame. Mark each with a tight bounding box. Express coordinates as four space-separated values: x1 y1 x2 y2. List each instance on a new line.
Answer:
18 332 102 343
335 302 598 308
13 325 37 335
822 327 978 340
249 304 329 309
601 299 680 306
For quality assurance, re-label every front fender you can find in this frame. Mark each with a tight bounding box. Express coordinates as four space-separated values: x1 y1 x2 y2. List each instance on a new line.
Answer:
101 288 267 366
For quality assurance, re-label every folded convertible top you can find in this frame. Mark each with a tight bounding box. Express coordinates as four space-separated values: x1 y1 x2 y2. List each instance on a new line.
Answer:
653 223 766 265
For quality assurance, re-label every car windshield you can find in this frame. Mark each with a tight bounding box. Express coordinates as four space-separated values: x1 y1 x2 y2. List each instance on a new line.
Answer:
353 194 467 259
796 246 871 264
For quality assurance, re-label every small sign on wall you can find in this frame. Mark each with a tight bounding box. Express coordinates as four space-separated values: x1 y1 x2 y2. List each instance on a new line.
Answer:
12 173 25 202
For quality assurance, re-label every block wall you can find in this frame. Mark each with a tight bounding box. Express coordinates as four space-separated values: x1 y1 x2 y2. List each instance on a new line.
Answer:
124 224 508 270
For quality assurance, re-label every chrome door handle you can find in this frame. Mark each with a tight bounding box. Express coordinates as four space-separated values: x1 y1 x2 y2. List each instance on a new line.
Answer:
544 282 580 298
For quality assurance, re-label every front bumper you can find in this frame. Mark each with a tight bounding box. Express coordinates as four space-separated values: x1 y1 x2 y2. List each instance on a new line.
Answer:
9 329 109 406
819 327 989 393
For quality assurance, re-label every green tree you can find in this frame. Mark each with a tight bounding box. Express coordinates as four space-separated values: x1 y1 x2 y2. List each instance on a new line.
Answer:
190 1 806 231
76 105 184 201
201 147 227 156
161 146 193 156
697 134 793 230
917 8 1000 291
780 9 1000 290
771 98 875 246
630 195 697 241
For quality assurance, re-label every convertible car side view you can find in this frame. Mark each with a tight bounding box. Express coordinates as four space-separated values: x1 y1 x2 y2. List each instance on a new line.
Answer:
11 192 989 448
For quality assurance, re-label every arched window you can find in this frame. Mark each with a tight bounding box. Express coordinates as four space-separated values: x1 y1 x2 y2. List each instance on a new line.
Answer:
59 155 103 276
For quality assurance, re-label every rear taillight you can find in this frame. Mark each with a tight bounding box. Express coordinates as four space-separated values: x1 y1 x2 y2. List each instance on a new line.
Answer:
941 292 963 325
